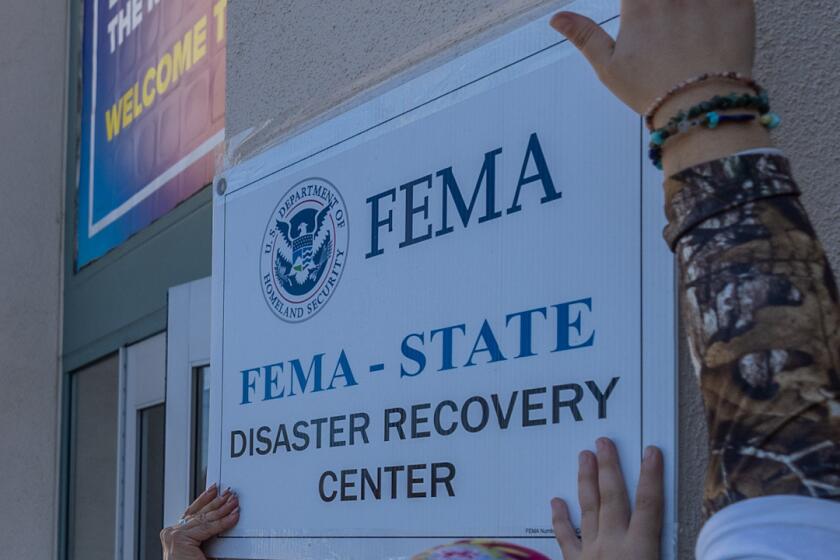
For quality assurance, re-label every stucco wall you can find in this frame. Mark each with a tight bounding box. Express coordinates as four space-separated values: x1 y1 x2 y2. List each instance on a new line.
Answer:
227 0 840 557
226 0 559 141
759 0 840 275
0 1 67 559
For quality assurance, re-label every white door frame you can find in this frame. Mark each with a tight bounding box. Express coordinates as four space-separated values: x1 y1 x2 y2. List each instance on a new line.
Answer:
164 277 212 526
116 332 167 560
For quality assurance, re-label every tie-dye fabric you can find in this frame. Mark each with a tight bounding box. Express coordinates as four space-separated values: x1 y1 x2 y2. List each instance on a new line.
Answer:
411 540 550 559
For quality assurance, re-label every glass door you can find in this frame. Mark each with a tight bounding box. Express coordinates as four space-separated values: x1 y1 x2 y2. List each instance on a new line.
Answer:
136 403 165 560
116 277 211 560
191 365 211 502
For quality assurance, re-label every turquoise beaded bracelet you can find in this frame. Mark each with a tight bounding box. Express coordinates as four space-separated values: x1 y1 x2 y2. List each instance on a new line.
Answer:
643 72 763 131
648 92 781 169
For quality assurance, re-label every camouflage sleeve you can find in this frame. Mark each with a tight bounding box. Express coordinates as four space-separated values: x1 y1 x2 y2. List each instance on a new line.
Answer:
664 153 840 517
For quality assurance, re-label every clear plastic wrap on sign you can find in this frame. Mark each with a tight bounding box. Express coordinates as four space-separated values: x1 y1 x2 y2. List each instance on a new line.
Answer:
214 1 607 183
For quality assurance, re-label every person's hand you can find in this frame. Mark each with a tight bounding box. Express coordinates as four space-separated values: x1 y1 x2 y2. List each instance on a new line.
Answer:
550 438 663 560
550 1 772 176
160 484 240 560
549 0 755 115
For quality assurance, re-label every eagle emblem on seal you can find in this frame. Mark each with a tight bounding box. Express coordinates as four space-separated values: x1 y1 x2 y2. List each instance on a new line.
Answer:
272 205 333 297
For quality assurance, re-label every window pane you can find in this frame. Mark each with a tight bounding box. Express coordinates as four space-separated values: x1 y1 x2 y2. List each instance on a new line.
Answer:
192 366 211 501
137 404 165 560
68 355 119 560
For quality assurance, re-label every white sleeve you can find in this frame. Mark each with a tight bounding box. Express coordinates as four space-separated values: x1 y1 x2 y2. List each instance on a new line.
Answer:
734 148 784 157
695 495 840 560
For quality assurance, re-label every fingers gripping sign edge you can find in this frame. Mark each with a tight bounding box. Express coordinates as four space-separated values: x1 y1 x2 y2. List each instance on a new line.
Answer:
199 487 232 516
183 483 217 517
551 498 582 560
577 450 600 544
180 494 240 539
630 446 665 539
206 493 239 522
595 438 632 534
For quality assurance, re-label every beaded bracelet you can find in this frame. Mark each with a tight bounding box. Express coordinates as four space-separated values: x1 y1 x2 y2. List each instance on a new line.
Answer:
649 110 782 170
659 90 773 136
648 86 781 169
644 72 762 131
649 113 753 169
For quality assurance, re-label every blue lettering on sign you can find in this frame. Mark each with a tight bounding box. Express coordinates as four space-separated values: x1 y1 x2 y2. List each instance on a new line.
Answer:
237 297 595 405
240 350 358 405
365 132 560 259
398 298 594 378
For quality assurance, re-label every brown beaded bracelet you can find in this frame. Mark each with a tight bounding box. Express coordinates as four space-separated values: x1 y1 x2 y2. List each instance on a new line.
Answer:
643 72 762 131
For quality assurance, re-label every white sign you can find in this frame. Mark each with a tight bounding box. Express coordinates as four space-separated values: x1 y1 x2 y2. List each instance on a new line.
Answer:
208 4 675 558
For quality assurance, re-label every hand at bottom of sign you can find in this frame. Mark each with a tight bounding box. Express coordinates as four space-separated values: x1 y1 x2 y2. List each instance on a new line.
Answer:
551 438 663 560
160 484 240 560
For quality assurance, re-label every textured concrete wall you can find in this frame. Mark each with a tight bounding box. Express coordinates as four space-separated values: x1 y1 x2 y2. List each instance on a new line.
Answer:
760 0 840 275
677 1 840 555
227 1 840 557
226 0 559 139
0 1 67 559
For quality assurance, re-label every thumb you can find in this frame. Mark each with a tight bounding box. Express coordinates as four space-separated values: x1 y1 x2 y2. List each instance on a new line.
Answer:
550 12 614 74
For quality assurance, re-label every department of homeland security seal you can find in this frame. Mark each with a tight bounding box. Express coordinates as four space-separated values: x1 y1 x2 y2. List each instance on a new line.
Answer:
260 177 348 323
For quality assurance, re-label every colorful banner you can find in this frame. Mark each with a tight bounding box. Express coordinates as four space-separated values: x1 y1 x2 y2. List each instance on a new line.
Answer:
77 0 227 268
